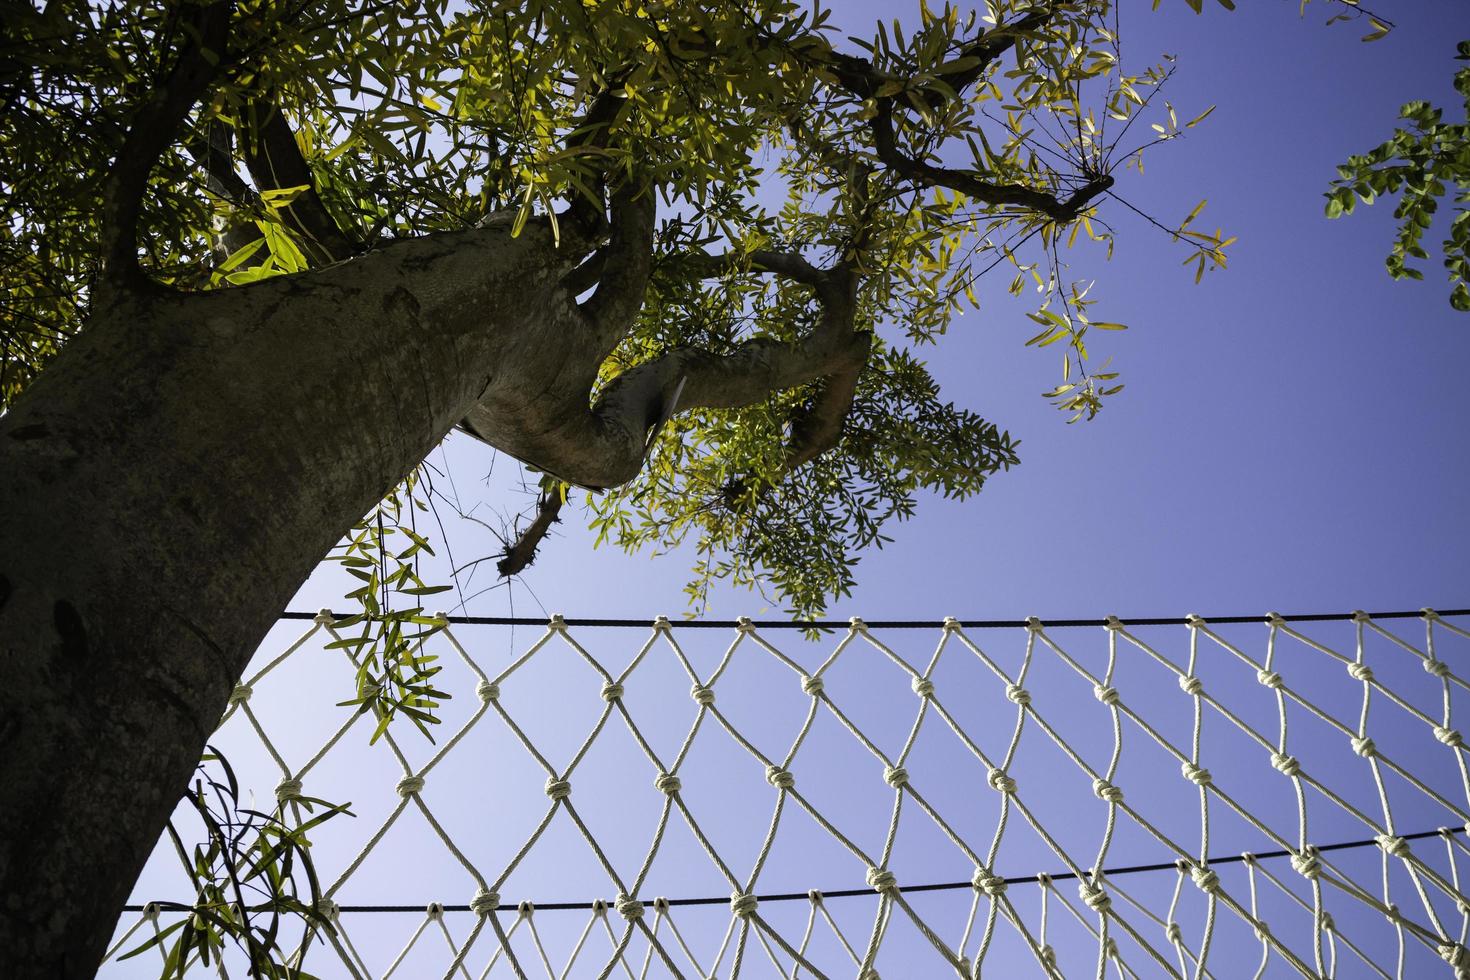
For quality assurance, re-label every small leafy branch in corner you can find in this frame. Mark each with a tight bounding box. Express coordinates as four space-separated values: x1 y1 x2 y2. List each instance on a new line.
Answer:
1327 40 1470 311
327 467 455 743
119 749 351 979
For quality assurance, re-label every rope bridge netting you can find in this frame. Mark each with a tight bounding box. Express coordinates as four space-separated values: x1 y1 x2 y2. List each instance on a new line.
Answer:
102 608 1470 979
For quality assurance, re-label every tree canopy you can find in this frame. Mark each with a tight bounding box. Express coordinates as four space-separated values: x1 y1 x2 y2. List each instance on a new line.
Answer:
1 0 1252 625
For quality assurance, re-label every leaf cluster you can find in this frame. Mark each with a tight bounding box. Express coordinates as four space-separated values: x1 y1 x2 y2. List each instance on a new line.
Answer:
120 749 350 979
1327 41 1470 311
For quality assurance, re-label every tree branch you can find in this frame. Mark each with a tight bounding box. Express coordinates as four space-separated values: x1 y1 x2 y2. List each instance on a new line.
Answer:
99 0 232 290
240 91 358 265
564 77 632 236
579 179 657 349
184 121 263 260
812 6 1110 222
870 99 1113 220
496 486 564 577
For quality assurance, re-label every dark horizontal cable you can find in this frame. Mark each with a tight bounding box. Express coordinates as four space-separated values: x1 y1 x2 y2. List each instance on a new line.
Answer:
279 608 1469 629
124 826 1466 915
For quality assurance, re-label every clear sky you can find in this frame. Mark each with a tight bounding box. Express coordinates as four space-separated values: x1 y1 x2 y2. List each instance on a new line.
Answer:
108 2 1470 977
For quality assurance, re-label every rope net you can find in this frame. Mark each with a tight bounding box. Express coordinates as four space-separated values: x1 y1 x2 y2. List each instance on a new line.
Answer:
104 609 1470 979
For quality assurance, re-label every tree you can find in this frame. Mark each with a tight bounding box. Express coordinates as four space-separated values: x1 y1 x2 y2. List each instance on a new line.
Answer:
0 0 1268 974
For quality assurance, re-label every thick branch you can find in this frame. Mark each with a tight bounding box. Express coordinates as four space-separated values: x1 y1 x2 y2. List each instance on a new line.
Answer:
99 0 231 290
579 180 657 348
240 92 358 265
680 249 835 294
784 359 864 470
184 122 263 259
565 78 632 235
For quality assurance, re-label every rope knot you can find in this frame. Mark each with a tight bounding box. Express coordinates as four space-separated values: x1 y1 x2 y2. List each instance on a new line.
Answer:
729 892 759 918
1265 612 1286 627
1440 942 1469 969
800 674 824 696
735 616 756 634
1426 659 1453 679
1376 834 1411 859
987 768 1017 794
395 775 425 797
1291 847 1322 880
476 679 500 703
518 900 535 916
942 616 962 632
1092 778 1124 804
883 765 909 789
1181 762 1212 786
848 616 867 633
765 765 795 790
1437 726 1465 748
1347 662 1374 683
614 894 644 920
1178 674 1204 696
227 683 253 706
1253 919 1272 942
1093 684 1120 706
1271 753 1302 777
1185 613 1208 628
1025 616 1044 633
1039 944 1056 967
600 681 624 701
911 676 935 698
470 888 499 915
1164 921 1182 944
690 684 715 706
143 902 161 923
544 777 571 801
1351 610 1372 624
1078 882 1111 913
313 609 336 626
1104 616 1124 632
314 897 339 921
547 614 568 632
426 902 444 920
972 868 1007 896
1005 683 1031 706
1319 911 1335 932
652 615 672 631
1256 669 1284 689
275 778 303 802
654 772 681 795
1190 865 1220 894
866 867 897 893
1350 736 1378 758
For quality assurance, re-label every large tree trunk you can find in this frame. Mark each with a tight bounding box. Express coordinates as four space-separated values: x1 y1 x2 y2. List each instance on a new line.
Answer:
0 218 583 976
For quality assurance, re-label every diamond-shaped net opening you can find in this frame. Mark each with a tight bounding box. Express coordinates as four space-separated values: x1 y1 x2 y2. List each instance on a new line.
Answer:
103 609 1470 978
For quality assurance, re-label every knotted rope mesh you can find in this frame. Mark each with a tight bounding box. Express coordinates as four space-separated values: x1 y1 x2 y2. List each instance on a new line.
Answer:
105 608 1470 978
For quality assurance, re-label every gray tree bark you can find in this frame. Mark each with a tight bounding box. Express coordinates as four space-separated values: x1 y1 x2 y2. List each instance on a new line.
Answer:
0 216 592 977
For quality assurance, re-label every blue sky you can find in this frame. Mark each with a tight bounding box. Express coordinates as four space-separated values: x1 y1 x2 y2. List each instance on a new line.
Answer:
109 2 1470 976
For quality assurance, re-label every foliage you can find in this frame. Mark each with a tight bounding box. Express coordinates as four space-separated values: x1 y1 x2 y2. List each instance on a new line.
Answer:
1 0 1236 621
118 750 350 979
1327 40 1470 311
325 469 454 740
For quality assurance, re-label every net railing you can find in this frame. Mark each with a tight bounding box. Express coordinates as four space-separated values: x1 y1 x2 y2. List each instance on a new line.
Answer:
103 608 1470 978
